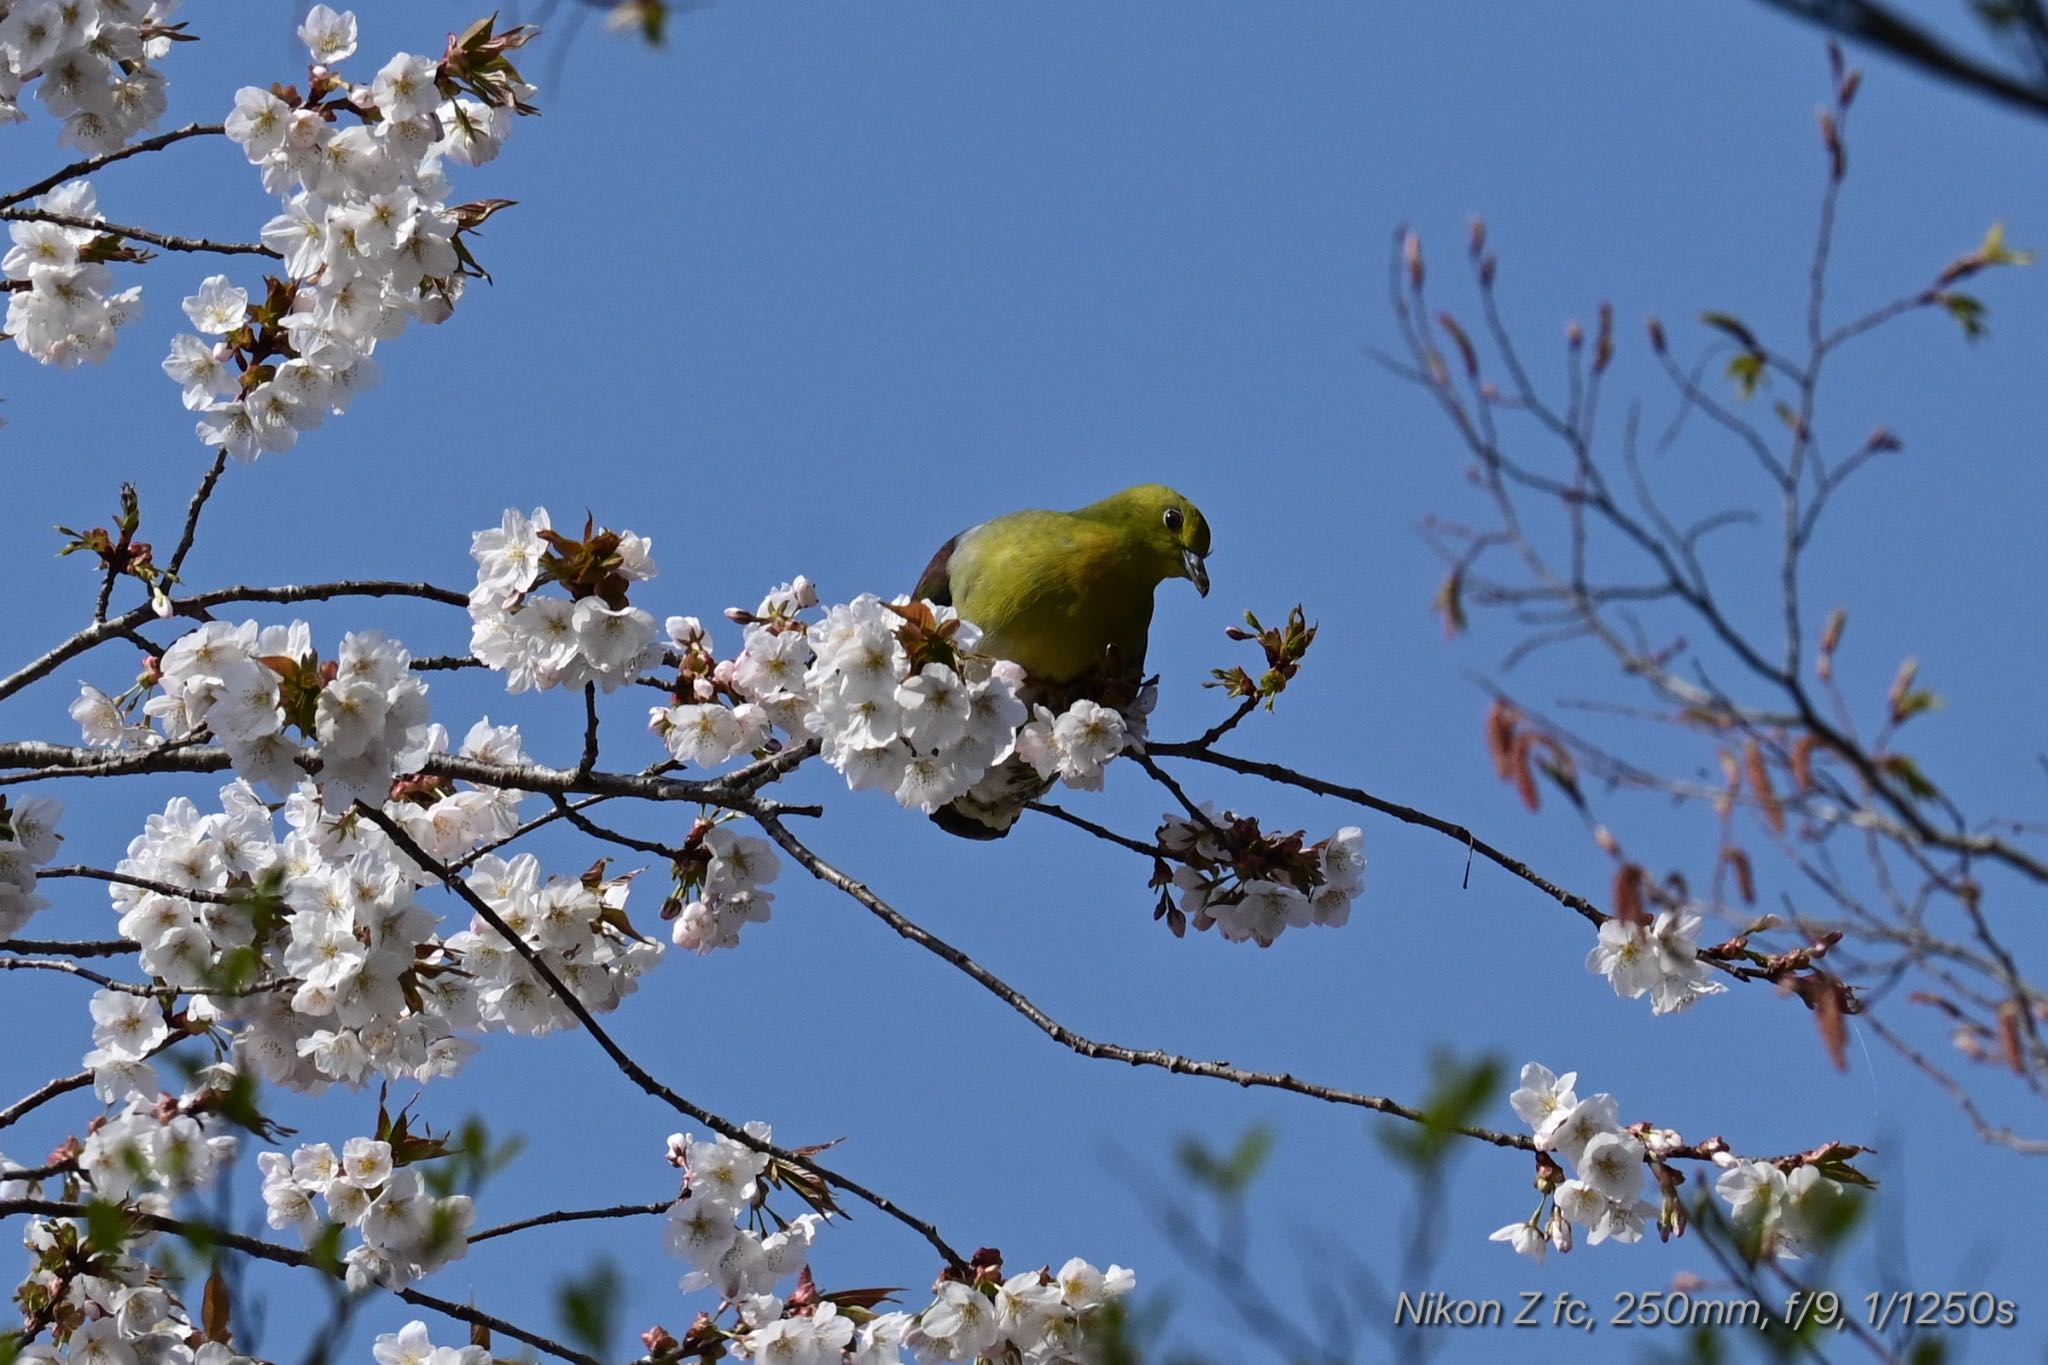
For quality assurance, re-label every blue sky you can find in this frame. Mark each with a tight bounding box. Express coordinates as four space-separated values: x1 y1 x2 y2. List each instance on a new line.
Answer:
5 3 2048 1362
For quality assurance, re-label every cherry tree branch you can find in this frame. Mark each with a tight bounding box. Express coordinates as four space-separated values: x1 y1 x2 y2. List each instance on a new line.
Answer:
0 955 286 997
1751 0 2048 122
0 208 278 258
0 938 137 958
41 864 235 903
0 1068 96 1132
0 580 470 703
755 812 1852 1173
1026 800 1169 858
0 742 820 819
0 1199 602 1365
469 1199 674 1245
1145 741 1604 927
0 122 225 209
166 448 232 585
359 807 970 1273
0 1036 182 1131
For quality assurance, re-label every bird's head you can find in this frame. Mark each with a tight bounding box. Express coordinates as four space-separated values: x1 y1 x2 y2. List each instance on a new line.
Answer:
1096 483 1212 597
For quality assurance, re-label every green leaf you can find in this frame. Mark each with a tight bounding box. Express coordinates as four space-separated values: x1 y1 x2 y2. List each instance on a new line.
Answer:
1906 1336 1949 1365
305 1220 347 1273
555 1260 622 1359
1880 753 1941 801
82 1198 132 1255
1894 689 1942 721
1725 350 1764 399
1941 292 1987 341
1379 1053 1501 1171
1979 220 2034 267
1175 1124 1273 1198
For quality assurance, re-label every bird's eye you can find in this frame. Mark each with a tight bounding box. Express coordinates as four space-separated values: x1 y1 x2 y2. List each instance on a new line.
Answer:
1163 507 1184 533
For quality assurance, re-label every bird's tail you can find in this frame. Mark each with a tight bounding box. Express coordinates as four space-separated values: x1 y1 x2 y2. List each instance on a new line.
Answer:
930 753 1057 840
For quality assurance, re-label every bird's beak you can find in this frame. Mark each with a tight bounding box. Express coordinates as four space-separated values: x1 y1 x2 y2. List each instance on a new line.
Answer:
1183 547 1209 597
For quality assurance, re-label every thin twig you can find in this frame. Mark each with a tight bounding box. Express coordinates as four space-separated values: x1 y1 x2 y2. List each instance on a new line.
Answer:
0 579 469 704
1146 743 1606 927
0 938 136 958
0 122 226 209
166 448 231 585
1026 801 1170 859
0 1068 95 1132
470 1200 674 1244
361 808 969 1273
1752 0 2048 122
577 682 600 778
41 864 234 903
0 1199 601 1365
0 742 821 820
0 208 278 258
758 812 1835 1170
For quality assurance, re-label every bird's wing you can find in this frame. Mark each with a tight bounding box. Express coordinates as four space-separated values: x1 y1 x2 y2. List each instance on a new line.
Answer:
912 529 963 605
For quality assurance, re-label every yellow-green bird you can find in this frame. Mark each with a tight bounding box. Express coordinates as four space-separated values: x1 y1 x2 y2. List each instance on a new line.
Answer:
913 483 1213 838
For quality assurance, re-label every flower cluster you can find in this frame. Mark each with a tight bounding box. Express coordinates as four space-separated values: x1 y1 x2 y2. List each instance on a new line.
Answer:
719 582 1141 817
258 1134 474 1290
108 781 455 1091
1000 697 1130 795
137 619 433 812
667 823 780 955
165 8 532 457
657 1133 1138 1365
798 595 1030 813
1494 1062 1852 1264
1714 1158 1847 1260
1499 1063 1655 1258
0 0 180 149
469 506 663 693
662 1125 824 1302
11 1210 238 1365
649 615 770 767
665 579 1058 814
1154 808 1364 945
82 984 170 1100
4 181 144 367
0 794 62 939
75 1071 241 1201
1587 906 1726 1015
87 756 615 1094
894 1255 1136 1365
447 851 664 1032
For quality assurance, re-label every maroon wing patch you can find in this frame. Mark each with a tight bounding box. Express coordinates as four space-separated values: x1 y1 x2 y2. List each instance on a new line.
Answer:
913 532 960 605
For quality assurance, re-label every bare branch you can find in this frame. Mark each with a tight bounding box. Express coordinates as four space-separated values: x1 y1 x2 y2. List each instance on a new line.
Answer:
0 1199 603 1365
0 122 225 210
1145 742 1606 928
1 579 470 704
0 208 278 258
359 807 970 1273
469 1199 674 1245
166 448 232 585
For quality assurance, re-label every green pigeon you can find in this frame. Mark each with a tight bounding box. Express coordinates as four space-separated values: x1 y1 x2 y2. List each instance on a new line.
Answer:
913 483 1212 838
